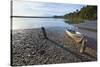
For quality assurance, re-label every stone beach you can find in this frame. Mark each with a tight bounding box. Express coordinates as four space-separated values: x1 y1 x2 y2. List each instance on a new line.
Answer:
11 27 97 66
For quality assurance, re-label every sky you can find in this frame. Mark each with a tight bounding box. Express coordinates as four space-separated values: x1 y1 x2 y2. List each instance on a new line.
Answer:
13 0 86 16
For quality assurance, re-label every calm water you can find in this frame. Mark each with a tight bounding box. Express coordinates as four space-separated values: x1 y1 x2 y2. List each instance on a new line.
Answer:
12 18 75 30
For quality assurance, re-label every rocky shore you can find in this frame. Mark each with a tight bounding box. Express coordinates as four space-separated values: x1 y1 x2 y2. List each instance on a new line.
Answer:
11 27 97 66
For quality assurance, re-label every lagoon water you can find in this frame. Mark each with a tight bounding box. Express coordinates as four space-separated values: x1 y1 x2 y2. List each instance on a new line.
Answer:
12 18 75 30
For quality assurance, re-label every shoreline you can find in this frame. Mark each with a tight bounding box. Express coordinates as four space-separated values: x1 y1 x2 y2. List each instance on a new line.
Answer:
73 20 97 32
11 27 97 66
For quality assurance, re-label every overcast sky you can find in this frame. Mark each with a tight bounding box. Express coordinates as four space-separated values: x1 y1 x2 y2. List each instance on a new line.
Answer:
13 1 86 16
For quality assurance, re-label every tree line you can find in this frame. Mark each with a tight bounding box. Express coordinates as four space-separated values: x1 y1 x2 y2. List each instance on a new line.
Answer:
64 5 97 23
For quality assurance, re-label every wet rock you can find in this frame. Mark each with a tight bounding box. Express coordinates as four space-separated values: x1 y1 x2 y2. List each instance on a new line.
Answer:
39 50 46 55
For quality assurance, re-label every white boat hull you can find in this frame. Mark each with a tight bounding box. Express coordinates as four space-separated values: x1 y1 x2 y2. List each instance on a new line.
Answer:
66 30 84 43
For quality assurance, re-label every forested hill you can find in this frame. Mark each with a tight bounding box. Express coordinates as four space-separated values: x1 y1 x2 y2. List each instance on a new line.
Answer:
64 6 97 23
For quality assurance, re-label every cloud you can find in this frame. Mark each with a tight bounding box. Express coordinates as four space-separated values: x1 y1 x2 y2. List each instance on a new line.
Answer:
13 0 85 16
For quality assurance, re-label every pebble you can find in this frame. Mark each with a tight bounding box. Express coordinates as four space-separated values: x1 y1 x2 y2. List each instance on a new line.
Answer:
12 28 97 66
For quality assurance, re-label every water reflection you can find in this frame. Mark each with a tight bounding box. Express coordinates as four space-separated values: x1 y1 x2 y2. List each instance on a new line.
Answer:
12 18 73 30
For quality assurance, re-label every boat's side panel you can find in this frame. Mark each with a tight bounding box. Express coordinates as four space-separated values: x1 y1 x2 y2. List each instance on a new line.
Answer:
66 30 83 43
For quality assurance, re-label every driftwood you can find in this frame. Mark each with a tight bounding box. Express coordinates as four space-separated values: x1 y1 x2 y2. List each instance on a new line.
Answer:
41 27 48 39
